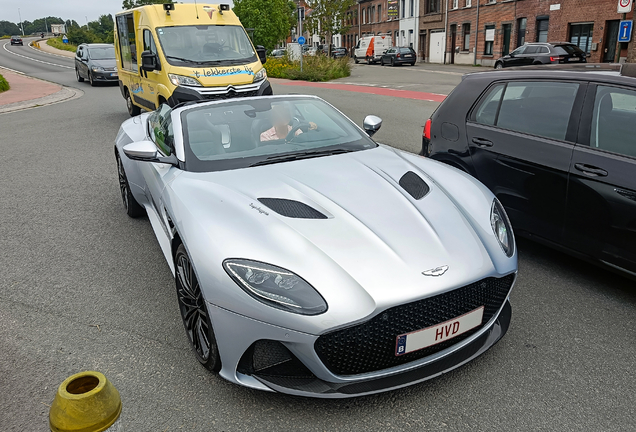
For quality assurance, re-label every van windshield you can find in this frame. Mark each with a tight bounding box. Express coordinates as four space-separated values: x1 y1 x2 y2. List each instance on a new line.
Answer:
156 25 257 66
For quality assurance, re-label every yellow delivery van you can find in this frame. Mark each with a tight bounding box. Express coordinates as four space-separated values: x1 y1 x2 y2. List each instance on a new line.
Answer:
114 3 271 116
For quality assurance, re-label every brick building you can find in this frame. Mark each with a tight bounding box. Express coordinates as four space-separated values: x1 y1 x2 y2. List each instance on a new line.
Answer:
343 0 401 56
418 0 447 62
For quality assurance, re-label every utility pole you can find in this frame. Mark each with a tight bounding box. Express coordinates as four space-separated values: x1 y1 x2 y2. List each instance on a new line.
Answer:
299 6 303 72
45 17 48 35
443 0 449 64
18 8 24 36
473 0 480 65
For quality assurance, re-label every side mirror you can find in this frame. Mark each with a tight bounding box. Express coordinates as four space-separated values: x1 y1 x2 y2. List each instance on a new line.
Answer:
123 141 158 161
363 115 382 137
256 45 267 64
141 50 159 71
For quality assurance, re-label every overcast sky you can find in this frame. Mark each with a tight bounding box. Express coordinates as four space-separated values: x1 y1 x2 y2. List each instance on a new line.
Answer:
11 1 232 26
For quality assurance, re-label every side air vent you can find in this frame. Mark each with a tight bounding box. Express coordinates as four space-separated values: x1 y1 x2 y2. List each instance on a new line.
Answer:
258 198 328 219
399 171 430 200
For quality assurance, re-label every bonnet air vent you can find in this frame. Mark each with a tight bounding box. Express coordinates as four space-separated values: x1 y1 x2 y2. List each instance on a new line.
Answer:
399 171 430 200
257 198 328 219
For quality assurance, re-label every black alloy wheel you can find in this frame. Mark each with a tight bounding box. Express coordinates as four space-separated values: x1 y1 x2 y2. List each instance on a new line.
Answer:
495 62 503 69
89 72 95 86
354 55 359 64
380 58 385 66
367 56 372 65
391 57 395 67
126 89 141 116
175 244 221 372
76 68 84 82
116 152 145 218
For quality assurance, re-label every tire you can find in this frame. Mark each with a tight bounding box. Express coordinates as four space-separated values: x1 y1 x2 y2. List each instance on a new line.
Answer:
125 89 141 116
76 68 84 82
391 58 395 67
380 58 384 66
354 56 359 64
116 152 145 218
88 72 95 87
410 62 415 66
495 62 503 69
366 56 371 65
175 243 221 373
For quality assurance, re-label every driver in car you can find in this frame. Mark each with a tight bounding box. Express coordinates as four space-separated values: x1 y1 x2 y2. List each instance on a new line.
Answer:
260 104 317 142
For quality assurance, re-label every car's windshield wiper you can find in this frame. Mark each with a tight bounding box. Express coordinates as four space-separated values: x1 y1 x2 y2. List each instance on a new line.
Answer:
249 148 355 167
165 55 202 64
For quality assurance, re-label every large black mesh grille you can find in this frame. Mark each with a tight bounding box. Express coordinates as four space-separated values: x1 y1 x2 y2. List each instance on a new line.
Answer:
314 274 515 376
204 90 258 100
258 198 327 219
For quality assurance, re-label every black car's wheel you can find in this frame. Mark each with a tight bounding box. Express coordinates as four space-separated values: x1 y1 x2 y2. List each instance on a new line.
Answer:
495 62 504 69
88 72 96 87
354 56 359 64
76 68 84 82
410 62 416 66
175 244 221 372
380 58 384 66
125 89 141 116
116 152 145 218
391 57 395 67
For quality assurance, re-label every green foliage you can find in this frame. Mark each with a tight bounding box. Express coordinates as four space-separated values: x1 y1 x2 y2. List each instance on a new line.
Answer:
122 0 172 9
233 0 296 50
264 55 350 81
0 21 20 36
304 0 356 54
48 37 78 52
64 15 114 45
0 73 9 93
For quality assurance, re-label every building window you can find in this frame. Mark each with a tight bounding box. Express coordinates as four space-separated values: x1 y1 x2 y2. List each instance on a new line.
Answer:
517 17 527 47
401 30 405 45
401 0 405 18
463 23 471 50
452 0 458 9
354 10 358 25
378 5 382 22
484 24 495 55
362 8 366 24
372 6 376 22
537 18 549 43
409 29 414 47
410 0 414 16
570 23 593 54
426 0 440 14
466 0 471 6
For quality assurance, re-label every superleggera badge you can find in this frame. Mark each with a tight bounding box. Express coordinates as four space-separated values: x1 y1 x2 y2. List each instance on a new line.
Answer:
249 203 269 215
422 265 449 277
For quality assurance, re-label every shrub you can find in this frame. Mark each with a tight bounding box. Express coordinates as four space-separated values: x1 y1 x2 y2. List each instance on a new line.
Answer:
0 74 10 92
47 37 77 52
264 54 350 82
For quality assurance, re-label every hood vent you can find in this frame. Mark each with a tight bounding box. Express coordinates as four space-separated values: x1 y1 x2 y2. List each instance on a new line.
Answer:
258 198 328 219
399 171 430 200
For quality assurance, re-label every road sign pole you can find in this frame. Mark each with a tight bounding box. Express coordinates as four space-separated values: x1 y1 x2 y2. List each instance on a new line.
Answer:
299 9 303 73
617 13 627 62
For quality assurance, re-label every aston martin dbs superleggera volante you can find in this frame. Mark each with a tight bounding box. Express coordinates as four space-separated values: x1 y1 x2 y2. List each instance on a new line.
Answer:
114 95 517 397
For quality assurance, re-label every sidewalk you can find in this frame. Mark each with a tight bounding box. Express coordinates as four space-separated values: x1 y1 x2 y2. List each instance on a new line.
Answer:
0 68 80 114
32 38 75 58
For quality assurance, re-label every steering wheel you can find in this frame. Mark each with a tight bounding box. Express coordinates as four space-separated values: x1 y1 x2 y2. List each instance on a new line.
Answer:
286 121 319 142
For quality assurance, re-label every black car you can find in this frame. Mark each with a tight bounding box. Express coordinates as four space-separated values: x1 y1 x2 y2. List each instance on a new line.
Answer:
74 43 118 86
495 42 586 69
380 47 416 66
331 47 348 58
422 64 636 278
10 35 23 46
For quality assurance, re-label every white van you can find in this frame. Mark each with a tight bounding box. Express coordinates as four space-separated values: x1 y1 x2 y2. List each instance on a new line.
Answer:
354 36 392 64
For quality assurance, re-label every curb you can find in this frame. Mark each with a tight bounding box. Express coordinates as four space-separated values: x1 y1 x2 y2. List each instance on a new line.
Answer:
30 38 76 59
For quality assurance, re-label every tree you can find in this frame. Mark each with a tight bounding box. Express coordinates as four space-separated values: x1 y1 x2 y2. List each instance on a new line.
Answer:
88 14 114 43
304 0 355 55
233 0 296 50
0 21 20 36
122 0 172 9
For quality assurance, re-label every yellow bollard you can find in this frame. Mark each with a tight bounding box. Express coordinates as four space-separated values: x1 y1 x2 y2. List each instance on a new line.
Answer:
49 371 122 432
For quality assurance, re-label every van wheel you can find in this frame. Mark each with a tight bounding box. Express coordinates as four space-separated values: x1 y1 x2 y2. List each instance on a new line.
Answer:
354 56 359 64
126 89 141 117
366 56 371 65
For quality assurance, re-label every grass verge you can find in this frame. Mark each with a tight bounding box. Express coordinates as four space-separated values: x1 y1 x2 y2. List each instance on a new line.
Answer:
47 37 77 53
264 55 350 82
0 74 10 92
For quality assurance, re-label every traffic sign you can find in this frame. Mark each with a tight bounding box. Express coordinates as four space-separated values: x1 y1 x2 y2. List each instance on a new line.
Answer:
619 20 633 42
618 0 633 13
298 36 306 45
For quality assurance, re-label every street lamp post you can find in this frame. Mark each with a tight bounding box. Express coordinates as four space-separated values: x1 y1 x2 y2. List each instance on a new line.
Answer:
18 8 24 36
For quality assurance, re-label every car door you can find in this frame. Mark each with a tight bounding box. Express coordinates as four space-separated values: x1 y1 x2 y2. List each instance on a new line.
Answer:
564 83 636 274
520 45 539 65
504 46 526 67
76 46 86 77
141 105 180 237
383 48 395 63
465 79 586 241
138 29 162 110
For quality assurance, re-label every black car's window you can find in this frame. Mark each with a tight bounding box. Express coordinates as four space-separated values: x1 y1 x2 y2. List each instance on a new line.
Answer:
524 46 539 54
474 81 579 141
474 84 505 126
88 47 115 60
539 46 550 54
510 46 526 56
590 86 636 158
148 104 174 156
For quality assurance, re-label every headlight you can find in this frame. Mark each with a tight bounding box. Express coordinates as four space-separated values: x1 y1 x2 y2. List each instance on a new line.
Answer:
252 68 267 83
490 198 515 257
91 66 104 72
223 259 327 315
168 73 202 87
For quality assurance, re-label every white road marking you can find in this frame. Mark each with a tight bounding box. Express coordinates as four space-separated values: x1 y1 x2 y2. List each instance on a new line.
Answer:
28 41 75 60
0 65 25 74
2 42 73 69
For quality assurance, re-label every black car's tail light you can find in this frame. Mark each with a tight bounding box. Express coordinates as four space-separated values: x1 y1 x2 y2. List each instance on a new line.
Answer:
422 118 432 157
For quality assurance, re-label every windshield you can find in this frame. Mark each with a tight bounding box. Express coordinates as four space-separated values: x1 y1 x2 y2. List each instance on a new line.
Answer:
181 97 377 172
554 44 585 56
156 25 256 66
89 47 115 60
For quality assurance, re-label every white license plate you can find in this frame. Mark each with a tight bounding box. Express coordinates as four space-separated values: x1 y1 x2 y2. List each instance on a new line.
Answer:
404 54 412 57
395 306 484 356
111 73 118 76
568 58 579 62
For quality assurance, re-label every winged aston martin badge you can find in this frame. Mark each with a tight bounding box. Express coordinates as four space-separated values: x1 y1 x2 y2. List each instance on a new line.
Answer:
422 265 449 277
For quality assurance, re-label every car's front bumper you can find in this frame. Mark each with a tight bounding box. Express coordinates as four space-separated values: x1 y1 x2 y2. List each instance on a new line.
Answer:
168 79 273 105
208 275 514 398
91 71 119 82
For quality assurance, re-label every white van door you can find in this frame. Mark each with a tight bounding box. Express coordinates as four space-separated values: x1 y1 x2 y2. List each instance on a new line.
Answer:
429 31 445 63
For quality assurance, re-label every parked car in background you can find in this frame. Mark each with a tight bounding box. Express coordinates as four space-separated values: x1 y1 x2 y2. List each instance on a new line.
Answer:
303 45 318 56
354 35 392 64
10 36 23 46
422 64 636 279
331 47 348 58
271 49 286 58
75 43 118 86
115 94 517 397
381 47 416 66
494 42 587 69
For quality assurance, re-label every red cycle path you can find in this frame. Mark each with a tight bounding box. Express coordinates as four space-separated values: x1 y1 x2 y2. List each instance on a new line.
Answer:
279 81 447 102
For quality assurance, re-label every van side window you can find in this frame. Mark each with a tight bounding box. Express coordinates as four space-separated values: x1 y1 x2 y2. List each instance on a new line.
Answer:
474 81 579 141
590 85 636 158
143 29 157 55
116 14 137 71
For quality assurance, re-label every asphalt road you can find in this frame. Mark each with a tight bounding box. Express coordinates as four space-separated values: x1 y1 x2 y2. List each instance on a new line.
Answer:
0 40 634 432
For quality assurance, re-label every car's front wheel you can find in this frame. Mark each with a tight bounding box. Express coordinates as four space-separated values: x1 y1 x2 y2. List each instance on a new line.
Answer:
495 62 503 69
76 68 84 82
116 152 145 218
88 72 95 87
175 244 221 372
125 89 141 116
354 56 359 64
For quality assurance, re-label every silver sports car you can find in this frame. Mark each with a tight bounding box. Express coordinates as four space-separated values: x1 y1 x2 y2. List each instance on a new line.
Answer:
114 95 517 398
